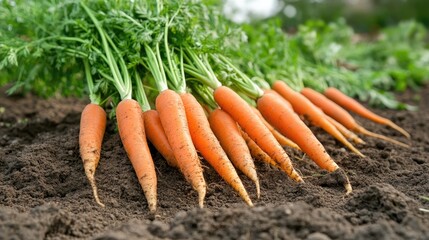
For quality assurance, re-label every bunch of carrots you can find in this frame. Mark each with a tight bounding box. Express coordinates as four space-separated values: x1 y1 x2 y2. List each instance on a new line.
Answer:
0 0 411 213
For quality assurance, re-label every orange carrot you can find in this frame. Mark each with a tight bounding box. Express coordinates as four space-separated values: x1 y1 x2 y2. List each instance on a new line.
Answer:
181 93 253 205
116 99 157 212
155 90 206 208
301 87 409 148
273 81 364 157
257 93 352 194
325 115 365 145
79 103 107 207
209 108 260 199
324 87 410 138
251 107 301 151
214 86 303 183
241 129 281 170
143 110 177 168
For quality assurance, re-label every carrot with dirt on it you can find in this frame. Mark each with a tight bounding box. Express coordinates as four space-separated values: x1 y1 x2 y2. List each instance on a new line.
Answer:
273 81 364 157
241 129 281 170
79 103 107 207
324 87 410 139
209 108 260 199
257 92 352 194
182 93 253 206
300 87 409 148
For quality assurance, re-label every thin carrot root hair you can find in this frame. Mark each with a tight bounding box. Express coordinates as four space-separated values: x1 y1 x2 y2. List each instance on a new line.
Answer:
357 126 410 148
79 103 107 207
325 115 366 145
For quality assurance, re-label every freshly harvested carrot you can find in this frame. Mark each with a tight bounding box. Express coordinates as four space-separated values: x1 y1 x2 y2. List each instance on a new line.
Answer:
156 90 206 208
143 110 177 168
257 93 352 194
301 87 409 148
79 103 107 207
324 87 410 139
214 86 303 183
181 93 253 206
241 129 281 170
116 99 157 212
251 107 301 151
209 108 260 199
325 115 365 145
273 81 364 157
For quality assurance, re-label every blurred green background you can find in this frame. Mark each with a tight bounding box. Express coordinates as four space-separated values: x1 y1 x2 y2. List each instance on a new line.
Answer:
276 0 429 32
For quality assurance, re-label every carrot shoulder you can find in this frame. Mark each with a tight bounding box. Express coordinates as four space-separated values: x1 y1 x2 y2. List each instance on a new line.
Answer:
257 92 352 194
156 90 206 208
214 86 303 183
209 108 260 199
116 99 157 212
273 81 364 157
79 103 106 207
181 93 253 206
324 87 410 139
143 110 177 168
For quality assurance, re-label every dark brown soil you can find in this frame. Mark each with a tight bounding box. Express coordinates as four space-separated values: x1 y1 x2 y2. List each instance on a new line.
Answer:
1 85 428 240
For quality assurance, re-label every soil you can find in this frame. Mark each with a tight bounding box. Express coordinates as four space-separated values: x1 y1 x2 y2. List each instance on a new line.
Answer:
0 85 428 240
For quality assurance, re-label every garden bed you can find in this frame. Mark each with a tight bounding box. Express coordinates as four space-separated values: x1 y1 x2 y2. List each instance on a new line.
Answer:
1 85 428 239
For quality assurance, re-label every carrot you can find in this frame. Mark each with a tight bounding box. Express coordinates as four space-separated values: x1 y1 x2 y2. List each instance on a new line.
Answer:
241 129 281 170
251 107 301 151
214 86 303 183
181 93 253 206
324 87 410 139
116 99 157 212
273 81 364 157
143 110 177 168
209 108 260 199
155 90 207 208
324 115 365 145
301 87 409 148
79 103 107 207
257 93 352 194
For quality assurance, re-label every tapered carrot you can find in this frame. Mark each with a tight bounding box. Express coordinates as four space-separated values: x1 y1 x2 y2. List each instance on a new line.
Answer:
214 86 303 183
156 90 206 208
241 129 281 170
324 87 410 139
273 81 364 157
257 93 352 194
209 108 260 199
143 110 177 168
79 103 107 207
251 107 301 151
181 93 253 206
116 99 157 212
301 87 409 148
325 115 365 145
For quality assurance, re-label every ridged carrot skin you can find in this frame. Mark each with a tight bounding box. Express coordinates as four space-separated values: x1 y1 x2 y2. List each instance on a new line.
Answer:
301 87 409 148
155 90 206 208
214 86 303 183
209 108 260 199
325 115 365 145
181 93 253 206
79 103 106 207
257 93 353 194
116 99 157 212
273 81 364 157
251 107 301 151
143 110 177 168
324 87 410 139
